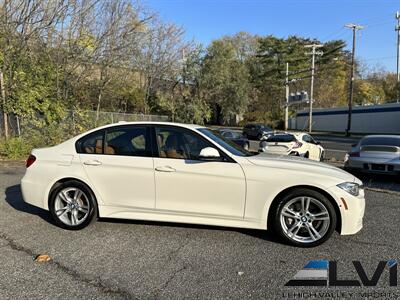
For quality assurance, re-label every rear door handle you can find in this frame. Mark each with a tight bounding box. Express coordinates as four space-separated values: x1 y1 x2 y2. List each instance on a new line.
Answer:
155 166 176 172
83 159 102 166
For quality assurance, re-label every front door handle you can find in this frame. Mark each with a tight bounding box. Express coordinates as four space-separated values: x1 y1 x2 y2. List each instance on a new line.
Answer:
83 159 102 166
155 166 176 172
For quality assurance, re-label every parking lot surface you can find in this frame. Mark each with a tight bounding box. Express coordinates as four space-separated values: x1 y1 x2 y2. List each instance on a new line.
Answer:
1 162 400 299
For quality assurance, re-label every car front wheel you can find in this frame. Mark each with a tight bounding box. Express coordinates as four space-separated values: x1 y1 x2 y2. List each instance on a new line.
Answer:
49 180 98 230
272 188 336 247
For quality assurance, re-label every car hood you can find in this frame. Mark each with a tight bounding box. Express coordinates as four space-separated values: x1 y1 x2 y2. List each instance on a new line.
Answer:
246 153 356 183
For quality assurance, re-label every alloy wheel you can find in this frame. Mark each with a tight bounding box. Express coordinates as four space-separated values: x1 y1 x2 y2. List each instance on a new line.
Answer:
54 187 90 226
279 196 330 244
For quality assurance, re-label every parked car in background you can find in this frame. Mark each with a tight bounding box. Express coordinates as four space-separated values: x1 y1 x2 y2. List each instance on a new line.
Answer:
243 124 273 140
259 132 325 161
21 122 364 247
218 129 250 151
344 135 400 174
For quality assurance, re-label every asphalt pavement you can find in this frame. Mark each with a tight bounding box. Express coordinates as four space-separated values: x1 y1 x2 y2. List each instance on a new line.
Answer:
1 162 400 299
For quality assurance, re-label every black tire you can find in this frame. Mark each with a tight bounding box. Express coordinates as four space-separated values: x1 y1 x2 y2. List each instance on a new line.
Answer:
304 152 309 159
49 180 98 230
271 188 337 247
257 133 262 140
319 151 325 161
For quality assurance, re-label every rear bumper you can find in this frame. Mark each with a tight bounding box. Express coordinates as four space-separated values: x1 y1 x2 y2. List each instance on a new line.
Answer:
345 158 400 174
21 174 48 210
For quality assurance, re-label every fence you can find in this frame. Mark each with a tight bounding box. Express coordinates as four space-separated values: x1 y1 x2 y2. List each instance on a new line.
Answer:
0 110 169 142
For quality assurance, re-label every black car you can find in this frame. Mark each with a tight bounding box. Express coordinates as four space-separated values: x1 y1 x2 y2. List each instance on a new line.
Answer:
242 124 273 140
218 129 250 151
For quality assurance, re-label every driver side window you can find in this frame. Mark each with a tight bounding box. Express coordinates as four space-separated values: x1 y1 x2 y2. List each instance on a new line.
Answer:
155 127 211 160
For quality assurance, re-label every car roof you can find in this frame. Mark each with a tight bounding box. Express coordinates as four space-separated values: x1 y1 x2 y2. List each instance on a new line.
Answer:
272 131 303 137
73 121 207 140
101 121 205 130
363 135 400 139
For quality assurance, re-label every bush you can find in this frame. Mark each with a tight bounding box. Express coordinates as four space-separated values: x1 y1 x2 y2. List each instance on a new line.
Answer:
0 137 32 160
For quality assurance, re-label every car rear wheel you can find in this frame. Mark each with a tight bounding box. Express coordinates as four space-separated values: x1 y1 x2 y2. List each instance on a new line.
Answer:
272 188 336 247
319 151 325 161
49 181 98 230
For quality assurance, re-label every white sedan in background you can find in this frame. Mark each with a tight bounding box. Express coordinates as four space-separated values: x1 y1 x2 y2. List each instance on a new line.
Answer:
259 132 325 161
21 122 364 247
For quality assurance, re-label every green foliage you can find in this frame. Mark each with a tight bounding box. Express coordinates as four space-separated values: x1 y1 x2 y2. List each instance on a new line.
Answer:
0 138 31 159
202 36 251 124
0 0 397 152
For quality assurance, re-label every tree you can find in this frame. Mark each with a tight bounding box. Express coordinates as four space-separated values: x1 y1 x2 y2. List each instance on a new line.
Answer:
202 36 251 124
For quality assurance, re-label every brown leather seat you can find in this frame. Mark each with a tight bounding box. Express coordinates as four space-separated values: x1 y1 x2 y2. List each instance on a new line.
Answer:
164 134 186 159
93 139 115 155
157 134 166 157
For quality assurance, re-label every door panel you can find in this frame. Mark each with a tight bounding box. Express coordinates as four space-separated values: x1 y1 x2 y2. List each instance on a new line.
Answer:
153 126 246 218
81 154 155 208
77 125 155 209
154 158 246 217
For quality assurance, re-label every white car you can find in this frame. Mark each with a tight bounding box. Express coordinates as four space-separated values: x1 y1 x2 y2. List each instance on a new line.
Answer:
21 122 364 247
259 132 325 161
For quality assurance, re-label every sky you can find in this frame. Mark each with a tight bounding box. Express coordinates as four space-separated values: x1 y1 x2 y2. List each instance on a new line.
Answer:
144 0 400 72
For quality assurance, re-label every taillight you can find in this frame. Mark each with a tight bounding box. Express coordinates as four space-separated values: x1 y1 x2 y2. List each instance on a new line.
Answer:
349 152 360 157
26 154 36 168
293 141 302 149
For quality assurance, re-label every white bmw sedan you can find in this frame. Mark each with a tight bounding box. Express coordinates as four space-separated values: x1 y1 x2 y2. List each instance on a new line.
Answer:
21 122 365 247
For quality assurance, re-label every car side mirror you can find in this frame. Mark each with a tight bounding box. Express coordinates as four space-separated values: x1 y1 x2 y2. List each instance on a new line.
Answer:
315 141 321 145
199 147 221 161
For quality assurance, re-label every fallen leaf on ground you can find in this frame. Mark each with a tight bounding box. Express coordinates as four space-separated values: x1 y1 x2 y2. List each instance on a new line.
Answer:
34 254 51 263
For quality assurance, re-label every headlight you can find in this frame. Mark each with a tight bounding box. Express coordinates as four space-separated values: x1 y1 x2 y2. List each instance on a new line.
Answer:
337 182 362 196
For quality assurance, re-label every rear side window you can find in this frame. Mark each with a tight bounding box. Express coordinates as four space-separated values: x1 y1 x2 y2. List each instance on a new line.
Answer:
78 131 105 154
76 126 151 157
105 126 151 157
267 134 295 143
302 135 312 143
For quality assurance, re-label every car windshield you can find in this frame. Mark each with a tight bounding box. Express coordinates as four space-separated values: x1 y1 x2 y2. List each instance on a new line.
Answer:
361 137 400 147
267 134 295 143
198 128 256 157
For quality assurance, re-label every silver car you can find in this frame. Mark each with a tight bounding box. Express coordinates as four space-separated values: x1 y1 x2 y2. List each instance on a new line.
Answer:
344 135 400 174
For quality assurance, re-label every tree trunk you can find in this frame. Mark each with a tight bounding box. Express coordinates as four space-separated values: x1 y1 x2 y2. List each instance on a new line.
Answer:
95 89 102 126
0 70 8 139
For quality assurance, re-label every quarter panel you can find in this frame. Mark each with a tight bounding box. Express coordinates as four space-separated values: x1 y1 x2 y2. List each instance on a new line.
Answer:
241 163 344 228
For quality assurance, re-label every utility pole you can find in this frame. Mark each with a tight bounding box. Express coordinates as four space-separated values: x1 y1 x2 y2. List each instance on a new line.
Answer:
285 62 289 130
396 12 400 103
345 23 363 137
305 44 323 133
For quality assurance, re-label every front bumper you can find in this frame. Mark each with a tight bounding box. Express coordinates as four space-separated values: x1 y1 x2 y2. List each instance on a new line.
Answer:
327 185 365 235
